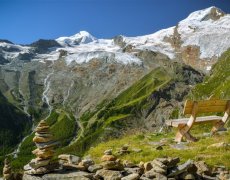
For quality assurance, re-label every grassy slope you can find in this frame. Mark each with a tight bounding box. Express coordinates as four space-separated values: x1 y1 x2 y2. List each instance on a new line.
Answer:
61 67 171 155
191 49 230 99
87 123 230 168
87 49 230 168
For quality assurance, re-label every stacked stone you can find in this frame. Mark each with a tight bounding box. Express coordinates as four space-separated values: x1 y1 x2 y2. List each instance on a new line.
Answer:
24 120 57 175
117 144 130 155
100 149 124 170
58 154 81 168
95 150 124 179
3 158 12 180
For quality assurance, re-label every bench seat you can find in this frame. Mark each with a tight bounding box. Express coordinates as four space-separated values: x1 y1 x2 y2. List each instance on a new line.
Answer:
166 115 222 127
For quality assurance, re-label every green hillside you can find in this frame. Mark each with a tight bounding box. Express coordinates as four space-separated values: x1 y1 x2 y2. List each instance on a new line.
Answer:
191 49 230 99
60 62 204 155
0 91 31 174
60 67 171 155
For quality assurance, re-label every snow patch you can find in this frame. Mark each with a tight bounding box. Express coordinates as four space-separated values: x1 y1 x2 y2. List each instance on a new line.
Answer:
0 42 31 59
57 38 142 65
206 66 212 71
123 27 176 59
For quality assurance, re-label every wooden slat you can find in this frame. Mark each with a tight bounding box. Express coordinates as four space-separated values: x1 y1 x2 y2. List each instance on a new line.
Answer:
166 116 222 127
183 99 229 115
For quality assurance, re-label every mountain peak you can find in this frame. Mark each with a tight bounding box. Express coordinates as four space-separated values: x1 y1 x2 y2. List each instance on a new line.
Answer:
56 31 96 46
185 6 225 22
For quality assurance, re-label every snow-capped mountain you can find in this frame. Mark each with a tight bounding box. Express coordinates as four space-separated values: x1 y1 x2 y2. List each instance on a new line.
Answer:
0 6 229 121
123 6 230 70
56 31 96 46
1 7 229 70
53 6 230 70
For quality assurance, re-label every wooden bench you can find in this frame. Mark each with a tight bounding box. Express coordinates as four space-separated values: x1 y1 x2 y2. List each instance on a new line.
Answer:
166 99 230 142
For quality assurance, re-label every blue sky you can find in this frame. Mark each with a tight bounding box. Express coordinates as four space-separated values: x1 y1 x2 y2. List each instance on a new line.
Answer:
0 0 230 44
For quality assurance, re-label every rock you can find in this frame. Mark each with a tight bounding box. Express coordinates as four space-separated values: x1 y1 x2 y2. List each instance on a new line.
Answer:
155 173 167 180
32 148 54 159
124 167 144 175
155 145 163 150
123 160 136 168
58 154 81 165
202 175 216 180
79 159 95 168
148 141 164 146
139 161 145 169
195 161 212 176
3 158 12 180
29 158 50 169
140 176 151 180
102 160 124 171
96 169 123 180
132 148 142 153
33 136 53 143
144 162 153 172
121 173 140 180
143 169 157 178
12 173 23 180
208 142 229 148
180 173 196 180
35 126 50 133
101 154 117 162
25 167 49 175
88 164 103 173
170 143 189 150
154 158 168 164
218 172 230 180
23 171 92 180
104 149 113 155
214 165 226 172
74 164 87 171
35 132 52 138
167 157 180 168
187 164 198 174
151 165 167 174
168 159 194 177
35 141 59 150
151 159 167 170
121 144 129 151
117 145 130 155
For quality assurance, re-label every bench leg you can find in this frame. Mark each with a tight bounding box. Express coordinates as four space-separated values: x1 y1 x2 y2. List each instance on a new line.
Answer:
211 121 225 135
175 125 198 143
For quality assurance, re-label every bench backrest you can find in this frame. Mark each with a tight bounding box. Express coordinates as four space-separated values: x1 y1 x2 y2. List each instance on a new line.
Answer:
183 99 230 115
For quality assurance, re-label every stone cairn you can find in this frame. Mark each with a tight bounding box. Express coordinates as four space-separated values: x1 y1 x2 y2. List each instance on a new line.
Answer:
24 120 57 175
117 144 131 155
3 158 12 180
